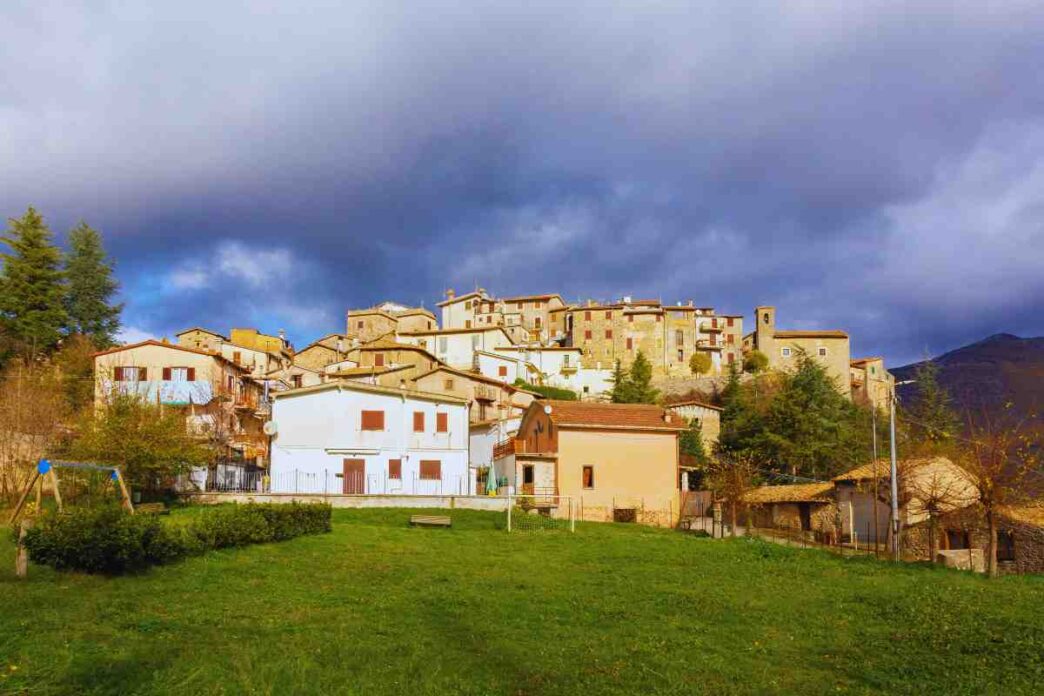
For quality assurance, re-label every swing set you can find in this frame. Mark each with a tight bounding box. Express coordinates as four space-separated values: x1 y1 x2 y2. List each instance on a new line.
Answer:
8 458 134 525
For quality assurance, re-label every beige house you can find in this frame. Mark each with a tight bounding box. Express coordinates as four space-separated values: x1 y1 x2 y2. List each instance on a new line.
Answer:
694 310 744 373
742 306 852 396
510 400 685 526
398 326 514 369
850 357 895 411
346 301 437 343
175 327 227 353
500 293 566 342
832 456 978 545
413 364 536 423
664 399 722 445
294 333 351 371
93 340 268 464
176 326 294 382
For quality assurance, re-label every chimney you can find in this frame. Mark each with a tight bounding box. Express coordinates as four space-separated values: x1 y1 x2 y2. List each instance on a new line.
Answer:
278 328 286 341
446 288 456 300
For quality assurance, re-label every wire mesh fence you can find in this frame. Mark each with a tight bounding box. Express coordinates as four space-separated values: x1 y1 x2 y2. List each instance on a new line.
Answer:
506 494 575 532
196 466 474 497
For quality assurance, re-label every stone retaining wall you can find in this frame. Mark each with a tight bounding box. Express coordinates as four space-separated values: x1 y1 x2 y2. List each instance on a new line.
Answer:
182 492 511 511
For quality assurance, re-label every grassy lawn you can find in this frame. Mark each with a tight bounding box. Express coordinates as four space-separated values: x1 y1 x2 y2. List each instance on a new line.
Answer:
2 507 1043 695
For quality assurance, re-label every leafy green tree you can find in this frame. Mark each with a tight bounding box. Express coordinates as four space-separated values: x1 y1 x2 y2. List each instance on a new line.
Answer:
512 379 577 401
688 352 712 376
901 360 959 455
0 207 67 358
64 222 122 347
743 349 769 374
65 393 214 493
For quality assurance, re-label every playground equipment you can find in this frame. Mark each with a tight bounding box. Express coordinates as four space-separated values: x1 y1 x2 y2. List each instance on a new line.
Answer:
7 459 134 525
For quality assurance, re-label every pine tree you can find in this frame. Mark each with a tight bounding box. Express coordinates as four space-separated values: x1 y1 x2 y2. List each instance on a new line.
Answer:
679 418 708 465
64 221 122 347
902 360 959 454
717 362 764 459
609 360 633 403
627 351 659 403
0 207 67 357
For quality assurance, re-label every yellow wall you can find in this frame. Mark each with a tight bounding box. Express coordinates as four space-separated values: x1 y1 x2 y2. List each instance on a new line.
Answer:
230 328 285 353
558 429 679 525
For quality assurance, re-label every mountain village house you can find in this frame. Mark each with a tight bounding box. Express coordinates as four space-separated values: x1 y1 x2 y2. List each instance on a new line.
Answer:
268 381 470 495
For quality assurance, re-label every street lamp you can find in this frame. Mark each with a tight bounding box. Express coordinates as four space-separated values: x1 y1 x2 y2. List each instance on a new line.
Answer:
890 379 917 561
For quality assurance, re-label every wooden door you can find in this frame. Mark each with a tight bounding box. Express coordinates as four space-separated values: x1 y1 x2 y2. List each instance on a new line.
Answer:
343 459 365 494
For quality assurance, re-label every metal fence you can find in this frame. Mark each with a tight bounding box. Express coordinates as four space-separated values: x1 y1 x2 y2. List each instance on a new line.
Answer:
200 468 475 496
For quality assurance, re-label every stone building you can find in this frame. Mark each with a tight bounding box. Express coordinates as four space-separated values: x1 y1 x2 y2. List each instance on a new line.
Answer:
346 301 437 343
293 333 351 372
550 298 700 378
742 306 852 397
850 356 895 411
694 309 744 374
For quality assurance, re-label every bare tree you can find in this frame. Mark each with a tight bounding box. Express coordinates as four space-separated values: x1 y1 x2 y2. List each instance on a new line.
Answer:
709 452 759 537
957 411 1041 577
0 359 69 503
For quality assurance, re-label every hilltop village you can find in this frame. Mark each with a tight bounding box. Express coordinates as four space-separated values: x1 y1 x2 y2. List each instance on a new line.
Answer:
93 290 898 510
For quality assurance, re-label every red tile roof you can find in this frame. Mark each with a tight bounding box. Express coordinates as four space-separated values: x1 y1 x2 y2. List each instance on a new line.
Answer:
539 400 684 431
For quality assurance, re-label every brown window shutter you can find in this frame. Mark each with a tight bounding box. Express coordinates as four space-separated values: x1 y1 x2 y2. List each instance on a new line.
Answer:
113 367 123 382
388 459 402 479
605 330 612 339
361 410 385 430
413 411 425 432
374 353 384 367
187 367 196 381
163 367 172 381
420 460 441 480
139 367 147 381
436 413 448 433
626 338 633 350
498 366 507 377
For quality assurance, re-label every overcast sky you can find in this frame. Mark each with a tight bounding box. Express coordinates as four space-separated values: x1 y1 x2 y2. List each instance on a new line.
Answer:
3 2 1044 366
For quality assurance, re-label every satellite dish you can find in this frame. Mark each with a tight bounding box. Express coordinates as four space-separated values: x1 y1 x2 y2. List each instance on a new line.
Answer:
263 420 278 436
543 405 553 415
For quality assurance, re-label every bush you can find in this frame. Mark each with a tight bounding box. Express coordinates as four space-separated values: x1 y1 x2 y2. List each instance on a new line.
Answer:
20 505 188 574
512 379 578 401
20 502 332 575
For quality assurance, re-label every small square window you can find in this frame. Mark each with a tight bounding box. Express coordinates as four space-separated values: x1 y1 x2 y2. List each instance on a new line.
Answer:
818 347 828 357
781 347 792 357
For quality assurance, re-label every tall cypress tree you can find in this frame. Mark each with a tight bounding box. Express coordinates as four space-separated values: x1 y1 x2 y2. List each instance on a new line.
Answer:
0 207 67 357
627 350 659 404
64 221 122 347
902 360 959 454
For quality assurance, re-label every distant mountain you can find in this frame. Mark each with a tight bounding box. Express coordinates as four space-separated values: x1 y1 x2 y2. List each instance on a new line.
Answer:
893 333 1044 422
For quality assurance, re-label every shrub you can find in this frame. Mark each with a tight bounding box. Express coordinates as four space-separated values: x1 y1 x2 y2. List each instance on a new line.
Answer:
21 502 332 575
512 379 578 401
20 505 189 574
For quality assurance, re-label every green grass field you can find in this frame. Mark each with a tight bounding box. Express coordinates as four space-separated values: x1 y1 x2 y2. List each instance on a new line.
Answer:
2 507 1043 695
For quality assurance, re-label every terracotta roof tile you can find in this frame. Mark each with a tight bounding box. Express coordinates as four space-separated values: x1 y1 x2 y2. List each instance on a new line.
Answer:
540 400 684 431
744 482 834 504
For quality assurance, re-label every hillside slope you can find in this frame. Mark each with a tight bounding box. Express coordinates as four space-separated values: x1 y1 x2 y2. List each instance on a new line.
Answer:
893 333 1044 421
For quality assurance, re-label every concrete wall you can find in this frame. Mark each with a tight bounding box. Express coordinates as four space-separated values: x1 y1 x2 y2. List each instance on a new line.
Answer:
184 491 511 511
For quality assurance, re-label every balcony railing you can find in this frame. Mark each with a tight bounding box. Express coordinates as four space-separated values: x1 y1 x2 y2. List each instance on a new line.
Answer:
474 384 497 402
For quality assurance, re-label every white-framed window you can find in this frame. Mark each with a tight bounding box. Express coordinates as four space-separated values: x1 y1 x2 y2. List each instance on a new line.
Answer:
170 367 189 382
818 347 828 357
781 347 792 357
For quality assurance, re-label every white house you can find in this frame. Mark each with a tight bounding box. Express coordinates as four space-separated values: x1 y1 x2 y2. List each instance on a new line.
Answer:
268 381 470 495
397 326 515 369
490 345 613 399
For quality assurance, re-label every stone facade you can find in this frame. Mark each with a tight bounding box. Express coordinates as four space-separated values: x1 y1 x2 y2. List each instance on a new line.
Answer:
744 306 852 397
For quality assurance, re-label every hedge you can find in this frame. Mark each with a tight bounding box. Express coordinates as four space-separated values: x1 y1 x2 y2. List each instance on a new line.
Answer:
19 502 332 575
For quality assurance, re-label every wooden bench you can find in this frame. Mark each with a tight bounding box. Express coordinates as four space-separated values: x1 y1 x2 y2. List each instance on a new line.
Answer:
409 514 451 528
136 502 170 515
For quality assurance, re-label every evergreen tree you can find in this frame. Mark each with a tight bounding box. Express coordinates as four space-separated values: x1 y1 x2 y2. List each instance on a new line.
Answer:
761 350 867 479
0 207 67 357
626 350 659 404
609 360 633 403
679 417 709 465
902 360 960 454
717 362 765 459
64 221 122 347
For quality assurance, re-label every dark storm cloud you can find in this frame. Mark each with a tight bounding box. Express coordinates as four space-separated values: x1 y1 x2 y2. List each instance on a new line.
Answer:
2 2 1044 362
